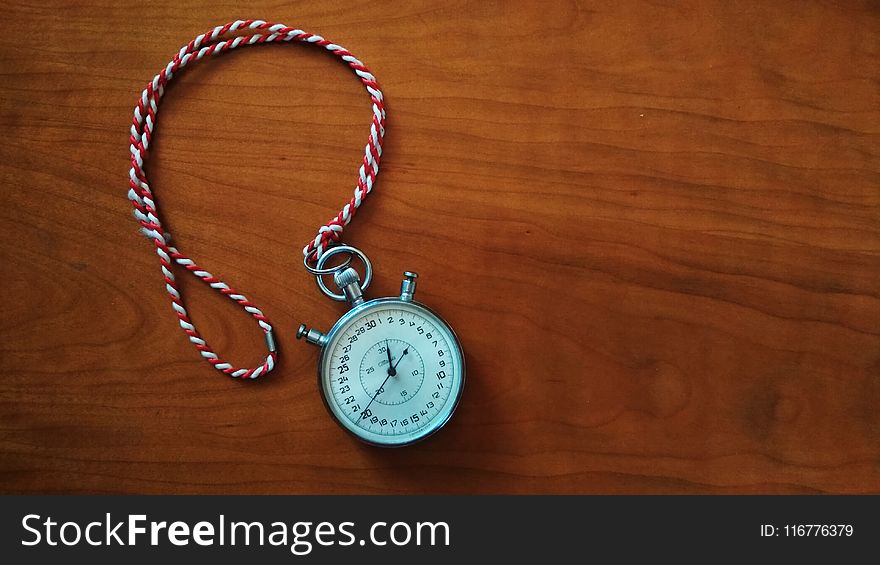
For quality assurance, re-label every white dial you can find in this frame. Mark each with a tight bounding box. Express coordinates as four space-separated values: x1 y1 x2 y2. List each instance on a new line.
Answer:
319 299 464 446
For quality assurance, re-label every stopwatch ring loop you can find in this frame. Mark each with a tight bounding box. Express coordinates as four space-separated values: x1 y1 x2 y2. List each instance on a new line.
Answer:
303 247 354 275
314 245 373 301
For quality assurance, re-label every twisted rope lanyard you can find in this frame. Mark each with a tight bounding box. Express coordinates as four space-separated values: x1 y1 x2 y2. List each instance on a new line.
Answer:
127 20 386 378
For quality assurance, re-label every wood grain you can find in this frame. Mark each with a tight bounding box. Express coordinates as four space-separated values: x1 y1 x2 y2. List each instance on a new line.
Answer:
0 0 878 494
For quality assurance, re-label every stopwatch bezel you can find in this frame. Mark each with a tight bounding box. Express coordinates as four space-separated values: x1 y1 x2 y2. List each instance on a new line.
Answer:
316 296 466 447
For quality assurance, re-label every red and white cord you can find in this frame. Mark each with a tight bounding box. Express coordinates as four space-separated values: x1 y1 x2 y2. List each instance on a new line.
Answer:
127 20 386 378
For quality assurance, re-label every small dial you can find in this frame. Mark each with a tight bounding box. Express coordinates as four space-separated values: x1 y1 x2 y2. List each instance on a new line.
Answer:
319 299 464 446
359 339 425 406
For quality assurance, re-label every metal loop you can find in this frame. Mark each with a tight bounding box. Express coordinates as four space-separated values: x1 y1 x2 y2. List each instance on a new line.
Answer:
303 246 354 275
313 245 373 301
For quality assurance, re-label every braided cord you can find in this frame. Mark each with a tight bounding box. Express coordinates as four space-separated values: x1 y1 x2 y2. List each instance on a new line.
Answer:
127 20 387 378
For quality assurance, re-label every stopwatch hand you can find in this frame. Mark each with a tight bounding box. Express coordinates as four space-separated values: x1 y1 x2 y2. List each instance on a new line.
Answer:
391 348 409 372
385 340 395 376
361 372 394 419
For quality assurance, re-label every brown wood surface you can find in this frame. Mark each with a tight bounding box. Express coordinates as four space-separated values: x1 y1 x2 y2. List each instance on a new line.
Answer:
0 0 878 494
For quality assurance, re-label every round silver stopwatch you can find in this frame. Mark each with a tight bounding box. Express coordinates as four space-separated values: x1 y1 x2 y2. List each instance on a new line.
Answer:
297 248 465 447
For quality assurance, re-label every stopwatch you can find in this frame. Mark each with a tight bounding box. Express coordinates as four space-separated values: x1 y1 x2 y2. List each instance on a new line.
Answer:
297 246 465 447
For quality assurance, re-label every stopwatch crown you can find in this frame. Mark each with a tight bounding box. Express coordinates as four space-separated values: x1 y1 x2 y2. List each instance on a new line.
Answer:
333 266 361 288
334 267 365 307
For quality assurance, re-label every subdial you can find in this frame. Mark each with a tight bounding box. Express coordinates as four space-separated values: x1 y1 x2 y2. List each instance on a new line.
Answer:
359 339 425 406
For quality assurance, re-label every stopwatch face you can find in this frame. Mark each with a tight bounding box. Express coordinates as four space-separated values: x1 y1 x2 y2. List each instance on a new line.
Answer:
318 298 465 447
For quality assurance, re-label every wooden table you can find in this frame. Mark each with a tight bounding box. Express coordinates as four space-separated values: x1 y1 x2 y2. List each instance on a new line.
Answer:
1 1 877 494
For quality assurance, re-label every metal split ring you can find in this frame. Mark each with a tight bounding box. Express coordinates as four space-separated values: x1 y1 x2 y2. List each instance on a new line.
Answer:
309 245 373 301
303 246 354 275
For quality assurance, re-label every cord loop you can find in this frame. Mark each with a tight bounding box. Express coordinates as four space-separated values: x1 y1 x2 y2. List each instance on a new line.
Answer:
127 20 386 378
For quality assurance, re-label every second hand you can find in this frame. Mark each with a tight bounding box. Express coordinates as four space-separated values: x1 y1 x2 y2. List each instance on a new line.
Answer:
362 342 407 419
361 371 393 420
